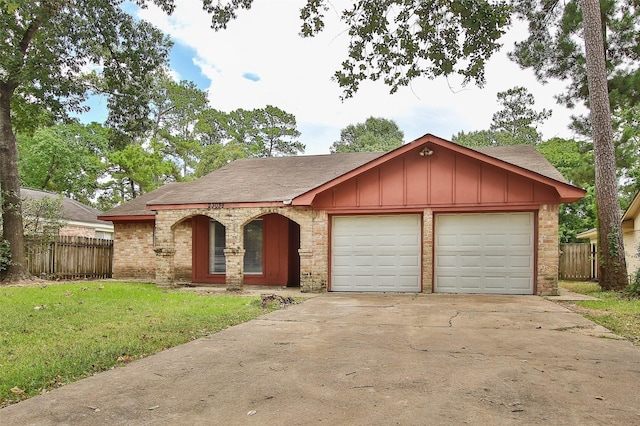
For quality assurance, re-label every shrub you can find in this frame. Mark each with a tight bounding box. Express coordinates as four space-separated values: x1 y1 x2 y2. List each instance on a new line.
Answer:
628 268 640 298
0 240 10 273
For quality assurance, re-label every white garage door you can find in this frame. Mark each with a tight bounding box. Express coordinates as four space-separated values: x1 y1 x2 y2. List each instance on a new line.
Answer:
435 213 534 294
331 215 421 292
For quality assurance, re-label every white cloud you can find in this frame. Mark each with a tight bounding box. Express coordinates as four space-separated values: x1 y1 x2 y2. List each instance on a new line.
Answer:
137 0 586 154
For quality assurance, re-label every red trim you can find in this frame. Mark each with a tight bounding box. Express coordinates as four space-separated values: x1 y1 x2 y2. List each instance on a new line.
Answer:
432 210 538 295
293 134 586 206
533 210 539 295
327 212 424 292
147 201 284 210
98 215 155 222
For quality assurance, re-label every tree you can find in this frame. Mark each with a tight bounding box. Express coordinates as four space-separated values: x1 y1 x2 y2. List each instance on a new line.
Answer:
582 0 628 289
103 143 178 207
209 1 512 98
21 196 66 241
538 137 596 242
613 105 640 207
452 129 526 148
222 106 304 158
149 73 209 178
511 0 640 114
1 1 172 281
331 117 404 153
453 86 550 147
194 105 304 176
490 86 551 144
18 122 109 206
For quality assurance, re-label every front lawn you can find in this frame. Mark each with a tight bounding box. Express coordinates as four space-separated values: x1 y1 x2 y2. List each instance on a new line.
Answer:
0 281 279 407
558 281 640 345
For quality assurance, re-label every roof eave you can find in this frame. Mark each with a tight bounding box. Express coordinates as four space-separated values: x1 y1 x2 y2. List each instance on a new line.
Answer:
98 214 156 222
293 134 586 206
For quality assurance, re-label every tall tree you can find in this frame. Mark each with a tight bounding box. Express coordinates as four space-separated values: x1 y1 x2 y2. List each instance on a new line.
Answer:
511 0 640 114
581 0 628 288
149 73 209 178
222 106 303 158
194 106 304 176
512 0 630 288
453 86 550 147
331 117 404 153
490 86 551 144
0 1 171 281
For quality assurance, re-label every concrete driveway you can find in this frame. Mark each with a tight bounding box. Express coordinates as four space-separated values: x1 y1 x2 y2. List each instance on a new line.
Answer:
2 294 640 425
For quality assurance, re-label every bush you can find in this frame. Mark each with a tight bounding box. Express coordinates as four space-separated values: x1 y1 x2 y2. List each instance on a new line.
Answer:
0 240 10 273
627 268 640 298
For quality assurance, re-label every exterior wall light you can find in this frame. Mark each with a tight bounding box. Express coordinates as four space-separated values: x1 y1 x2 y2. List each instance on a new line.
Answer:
419 147 434 156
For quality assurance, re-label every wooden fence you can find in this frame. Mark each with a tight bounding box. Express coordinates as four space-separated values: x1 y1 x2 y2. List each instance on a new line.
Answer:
559 243 595 281
26 236 113 280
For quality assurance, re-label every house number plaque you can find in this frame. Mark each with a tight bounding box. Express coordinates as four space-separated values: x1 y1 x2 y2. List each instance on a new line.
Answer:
209 203 224 209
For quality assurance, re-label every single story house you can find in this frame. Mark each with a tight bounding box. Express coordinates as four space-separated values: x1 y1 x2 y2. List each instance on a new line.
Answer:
21 188 114 239
577 190 640 276
99 134 585 295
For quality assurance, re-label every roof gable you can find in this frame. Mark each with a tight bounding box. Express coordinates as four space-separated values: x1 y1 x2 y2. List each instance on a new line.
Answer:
99 133 585 218
293 134 585 206
622 190 640 222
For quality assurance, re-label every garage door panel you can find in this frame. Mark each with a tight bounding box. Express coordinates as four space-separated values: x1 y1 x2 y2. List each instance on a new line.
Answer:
459 235 483 248
485 255 507 267
510 255 533 268
332 215 421 292
435 213 534 294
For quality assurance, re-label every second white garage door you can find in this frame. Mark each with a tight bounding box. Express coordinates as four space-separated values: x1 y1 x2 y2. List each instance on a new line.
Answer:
331 215 421 292
435 213 534 294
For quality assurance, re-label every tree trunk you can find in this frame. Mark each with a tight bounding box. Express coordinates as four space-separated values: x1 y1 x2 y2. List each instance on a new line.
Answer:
0 83 29 282
581 0 628 290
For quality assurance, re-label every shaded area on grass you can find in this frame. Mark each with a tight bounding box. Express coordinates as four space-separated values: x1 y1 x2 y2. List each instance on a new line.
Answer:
557 281 640 345
0 281 279 407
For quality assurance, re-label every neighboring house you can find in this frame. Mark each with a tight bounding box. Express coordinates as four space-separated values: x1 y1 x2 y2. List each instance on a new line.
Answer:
99 134 585 295
21 188 114 239
577 190 640 276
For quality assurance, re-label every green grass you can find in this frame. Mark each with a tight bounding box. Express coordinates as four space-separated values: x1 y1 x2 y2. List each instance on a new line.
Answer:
0 281 279 407
558 281 640 345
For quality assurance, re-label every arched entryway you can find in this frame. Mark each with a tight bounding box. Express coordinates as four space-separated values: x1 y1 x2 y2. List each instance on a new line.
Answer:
242 213 300 287
190 213 300 287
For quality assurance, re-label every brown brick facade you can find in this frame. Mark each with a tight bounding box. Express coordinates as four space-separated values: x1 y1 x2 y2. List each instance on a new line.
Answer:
113 222 155 280
537 204 560 295
113 204 560 295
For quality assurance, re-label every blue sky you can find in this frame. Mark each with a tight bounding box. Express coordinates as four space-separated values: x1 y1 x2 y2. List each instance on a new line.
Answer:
83 0 585 155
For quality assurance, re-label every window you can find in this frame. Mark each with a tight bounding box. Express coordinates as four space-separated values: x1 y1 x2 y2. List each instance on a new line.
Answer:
244 219 263 274
209 220 226 273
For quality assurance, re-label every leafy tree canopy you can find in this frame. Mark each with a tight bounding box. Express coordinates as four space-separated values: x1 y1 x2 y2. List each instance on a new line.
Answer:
511 0 640 112
331 117 404 153
453 86 550 147
207 0 513 98
18 122 109 206
490 86 551 143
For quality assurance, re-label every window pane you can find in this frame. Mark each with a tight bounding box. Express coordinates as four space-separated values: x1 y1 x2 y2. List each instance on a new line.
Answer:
244 220 263 274
209 221 226 273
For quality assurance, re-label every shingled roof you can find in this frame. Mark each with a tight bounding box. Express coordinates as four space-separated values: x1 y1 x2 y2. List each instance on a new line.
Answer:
146 152 384 206
473 145 567 183
21 188 110 226
100 139 572 218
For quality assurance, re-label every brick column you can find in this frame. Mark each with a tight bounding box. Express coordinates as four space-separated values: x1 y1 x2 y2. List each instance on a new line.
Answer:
298 248 317 292
537 204 560 295
224 247 245 291
154 247 176 287
422 209 433 293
